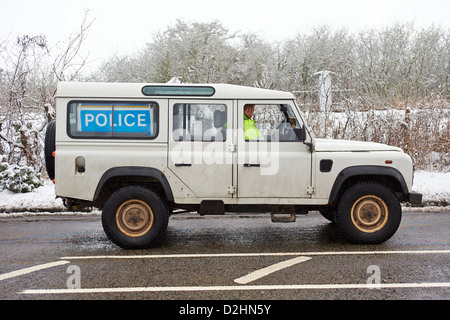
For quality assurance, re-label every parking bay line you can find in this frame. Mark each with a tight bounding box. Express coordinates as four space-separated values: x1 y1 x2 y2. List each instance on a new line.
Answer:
0 261 70 282
234 256 311 284
21 282 450 295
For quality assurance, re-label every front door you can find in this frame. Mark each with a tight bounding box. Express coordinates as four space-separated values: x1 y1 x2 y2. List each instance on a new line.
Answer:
236 100 312 199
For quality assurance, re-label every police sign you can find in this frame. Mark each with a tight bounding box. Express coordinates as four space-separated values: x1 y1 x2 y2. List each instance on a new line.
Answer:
78 103 153 135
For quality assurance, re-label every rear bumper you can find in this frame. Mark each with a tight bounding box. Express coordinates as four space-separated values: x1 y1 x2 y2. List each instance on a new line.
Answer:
408 192 423 205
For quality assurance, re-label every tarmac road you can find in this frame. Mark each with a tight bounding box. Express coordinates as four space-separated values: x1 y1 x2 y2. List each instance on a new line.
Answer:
0 210 449 303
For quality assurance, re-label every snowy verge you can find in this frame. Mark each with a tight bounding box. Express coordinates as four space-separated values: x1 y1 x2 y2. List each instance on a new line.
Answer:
0 180 66 213
0 171 448 215
409 170 449 206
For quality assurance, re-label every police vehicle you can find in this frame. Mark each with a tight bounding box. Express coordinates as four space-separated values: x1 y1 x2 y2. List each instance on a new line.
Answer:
45 82 422 249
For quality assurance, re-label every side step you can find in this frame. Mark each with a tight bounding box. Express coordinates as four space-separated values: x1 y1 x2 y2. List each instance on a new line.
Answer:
199 200 225 215
270 206 296 223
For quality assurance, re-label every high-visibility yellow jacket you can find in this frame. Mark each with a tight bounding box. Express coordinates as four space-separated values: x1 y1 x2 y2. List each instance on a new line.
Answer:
243 114 261 140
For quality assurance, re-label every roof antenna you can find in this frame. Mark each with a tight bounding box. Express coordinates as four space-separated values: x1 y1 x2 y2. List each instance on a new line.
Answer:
167 76 182 84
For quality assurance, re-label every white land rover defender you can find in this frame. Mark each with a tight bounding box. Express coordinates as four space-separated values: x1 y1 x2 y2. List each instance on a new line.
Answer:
45 82 422 249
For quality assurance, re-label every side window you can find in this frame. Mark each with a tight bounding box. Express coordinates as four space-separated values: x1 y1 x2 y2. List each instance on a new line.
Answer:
173 103 227 142
244 104 303 142
68 101 159 139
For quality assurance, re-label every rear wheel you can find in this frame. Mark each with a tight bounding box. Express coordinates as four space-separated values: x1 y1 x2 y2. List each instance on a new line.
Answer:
335 182 401 244
102 186 169 249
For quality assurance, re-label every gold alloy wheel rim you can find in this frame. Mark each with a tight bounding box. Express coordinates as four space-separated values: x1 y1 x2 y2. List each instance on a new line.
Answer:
351 195 389 233
115 199 154 237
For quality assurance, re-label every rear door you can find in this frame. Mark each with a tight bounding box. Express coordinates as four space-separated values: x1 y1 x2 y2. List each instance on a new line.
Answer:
168 99 234 198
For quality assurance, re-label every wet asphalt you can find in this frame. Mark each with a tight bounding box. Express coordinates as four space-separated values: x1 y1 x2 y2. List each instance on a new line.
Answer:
0 210 449 301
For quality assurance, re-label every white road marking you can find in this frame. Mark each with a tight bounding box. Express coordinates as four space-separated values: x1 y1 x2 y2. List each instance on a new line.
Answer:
8 250 450 295
60 249 450 260
234 256 311 284
21 282 450 295
0 261 70 282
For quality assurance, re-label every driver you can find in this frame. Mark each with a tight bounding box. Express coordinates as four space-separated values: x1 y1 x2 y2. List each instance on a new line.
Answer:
243 104 261 140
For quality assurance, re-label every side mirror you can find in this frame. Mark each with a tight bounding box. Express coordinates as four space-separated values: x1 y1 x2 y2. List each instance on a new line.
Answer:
294 127 307 142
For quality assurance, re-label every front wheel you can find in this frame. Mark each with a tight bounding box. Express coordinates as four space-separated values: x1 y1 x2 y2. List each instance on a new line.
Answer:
335 182 401 244
102 186 169 249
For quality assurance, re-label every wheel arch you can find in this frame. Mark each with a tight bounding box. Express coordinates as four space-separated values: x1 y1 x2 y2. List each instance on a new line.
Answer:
328 166 409 206
93 167 174 207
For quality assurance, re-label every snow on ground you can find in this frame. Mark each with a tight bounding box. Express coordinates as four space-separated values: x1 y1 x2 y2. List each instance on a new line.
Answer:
411 170 449 205
0 171 448 215
0 179 66 213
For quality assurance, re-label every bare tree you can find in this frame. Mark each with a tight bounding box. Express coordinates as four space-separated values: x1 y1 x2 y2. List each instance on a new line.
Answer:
0 11 94 191
53 10 95 83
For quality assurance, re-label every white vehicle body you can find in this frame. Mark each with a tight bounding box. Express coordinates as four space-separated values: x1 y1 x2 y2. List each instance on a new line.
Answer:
46 82 422 248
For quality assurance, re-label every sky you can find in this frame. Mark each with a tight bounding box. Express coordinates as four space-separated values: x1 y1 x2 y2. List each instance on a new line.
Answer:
1 0 449 66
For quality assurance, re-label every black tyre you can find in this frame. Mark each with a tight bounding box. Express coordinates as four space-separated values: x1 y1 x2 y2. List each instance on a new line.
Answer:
44 120 56 180
335 182 401 244
102 186 169 249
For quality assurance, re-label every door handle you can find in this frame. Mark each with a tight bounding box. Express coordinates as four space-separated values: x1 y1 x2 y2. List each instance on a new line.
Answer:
175 163 192 167
244 163 260 167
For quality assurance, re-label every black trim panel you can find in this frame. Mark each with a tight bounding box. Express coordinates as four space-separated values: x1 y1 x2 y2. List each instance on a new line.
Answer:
320 159 333 172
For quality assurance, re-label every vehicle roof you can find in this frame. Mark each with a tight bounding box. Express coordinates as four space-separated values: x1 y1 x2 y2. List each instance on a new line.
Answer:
56 82 294 100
